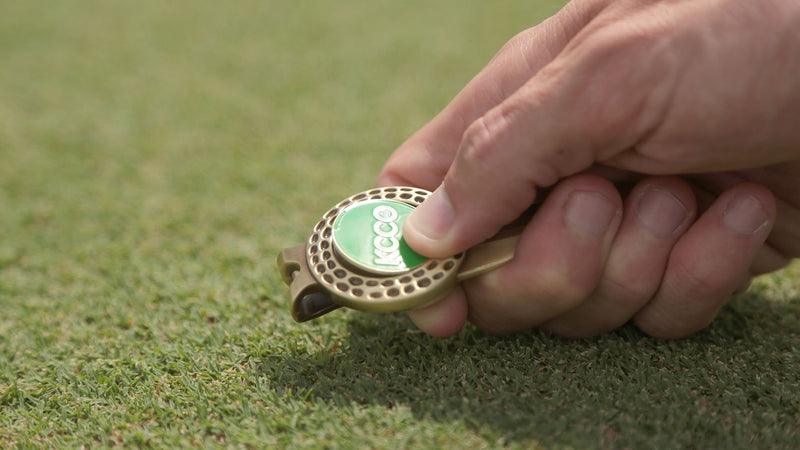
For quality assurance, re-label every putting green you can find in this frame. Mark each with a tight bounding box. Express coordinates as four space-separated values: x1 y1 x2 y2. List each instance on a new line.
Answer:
1 0 798 447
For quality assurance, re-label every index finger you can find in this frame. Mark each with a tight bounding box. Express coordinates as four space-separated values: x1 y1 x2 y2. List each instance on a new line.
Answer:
377 0 604 190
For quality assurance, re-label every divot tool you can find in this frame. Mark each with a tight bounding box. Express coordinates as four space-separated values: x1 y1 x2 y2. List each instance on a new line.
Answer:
277 187 523 322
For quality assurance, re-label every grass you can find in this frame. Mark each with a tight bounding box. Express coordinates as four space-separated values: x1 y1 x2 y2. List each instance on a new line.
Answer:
1 0 798 447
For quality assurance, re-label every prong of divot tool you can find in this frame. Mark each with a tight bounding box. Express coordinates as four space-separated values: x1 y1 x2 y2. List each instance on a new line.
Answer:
456 234 520 282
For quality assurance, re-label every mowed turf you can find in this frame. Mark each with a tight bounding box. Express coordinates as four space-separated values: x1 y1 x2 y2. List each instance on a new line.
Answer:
1 0 799 447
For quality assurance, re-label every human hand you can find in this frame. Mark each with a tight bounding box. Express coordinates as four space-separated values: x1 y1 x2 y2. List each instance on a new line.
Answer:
377 0 800 338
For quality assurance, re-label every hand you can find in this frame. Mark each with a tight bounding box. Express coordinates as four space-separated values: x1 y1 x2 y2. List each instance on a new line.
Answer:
377 0 800 338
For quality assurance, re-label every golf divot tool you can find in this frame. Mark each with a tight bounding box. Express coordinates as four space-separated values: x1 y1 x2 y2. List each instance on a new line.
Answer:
278 187 521 322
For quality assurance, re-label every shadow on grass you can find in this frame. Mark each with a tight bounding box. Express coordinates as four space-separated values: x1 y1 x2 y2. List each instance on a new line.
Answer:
268 292 800 447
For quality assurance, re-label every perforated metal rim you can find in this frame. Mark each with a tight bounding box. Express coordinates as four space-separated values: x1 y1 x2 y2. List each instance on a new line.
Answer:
306 187 464 312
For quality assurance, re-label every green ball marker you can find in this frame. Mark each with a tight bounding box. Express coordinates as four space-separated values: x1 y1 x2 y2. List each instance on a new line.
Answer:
277 187 521 322
331 199 426 275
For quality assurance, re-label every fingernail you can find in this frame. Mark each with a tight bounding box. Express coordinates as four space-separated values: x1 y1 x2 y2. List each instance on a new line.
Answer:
564 191 619 236
635 187 689 237
722 194 769 235
405 186 455 242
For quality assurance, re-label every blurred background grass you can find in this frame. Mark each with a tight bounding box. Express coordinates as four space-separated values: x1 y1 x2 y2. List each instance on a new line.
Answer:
1 0 798 447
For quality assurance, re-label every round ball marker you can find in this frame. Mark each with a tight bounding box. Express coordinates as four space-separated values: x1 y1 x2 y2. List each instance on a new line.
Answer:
278 186 521 322
332 199 426 275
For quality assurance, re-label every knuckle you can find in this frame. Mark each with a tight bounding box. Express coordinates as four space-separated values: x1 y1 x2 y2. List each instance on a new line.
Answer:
633 257 743 339
459 109 562 188
461 110 511 171
461 118 493 167
464 264 598 334
496 26 552 74
600 271 658 309
531 266 596 312
667 259 736 300
494 29 532 62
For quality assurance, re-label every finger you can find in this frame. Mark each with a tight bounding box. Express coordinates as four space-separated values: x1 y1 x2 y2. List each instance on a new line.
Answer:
690 178 789 275
463 174 622 335
634 182 776 339
403 2 683 257
541 177 696 338
376 0 605 190
406 286 468 338
686 169 799 273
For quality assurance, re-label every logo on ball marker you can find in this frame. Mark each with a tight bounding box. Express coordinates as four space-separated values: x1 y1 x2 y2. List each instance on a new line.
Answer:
332 199 426 275
371 204 403 267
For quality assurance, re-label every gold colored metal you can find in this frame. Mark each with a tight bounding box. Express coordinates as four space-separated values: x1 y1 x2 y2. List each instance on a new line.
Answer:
456 234 520 282
277 187 522 322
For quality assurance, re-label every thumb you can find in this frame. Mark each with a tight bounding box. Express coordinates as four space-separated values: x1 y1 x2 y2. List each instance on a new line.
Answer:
403 15 675 257
402 89 595 258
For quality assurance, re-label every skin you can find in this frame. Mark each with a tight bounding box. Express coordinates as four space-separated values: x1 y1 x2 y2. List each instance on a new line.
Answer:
377 0 800 339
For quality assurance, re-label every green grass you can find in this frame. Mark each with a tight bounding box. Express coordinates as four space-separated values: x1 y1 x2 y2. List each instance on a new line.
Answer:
1 0 798 447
